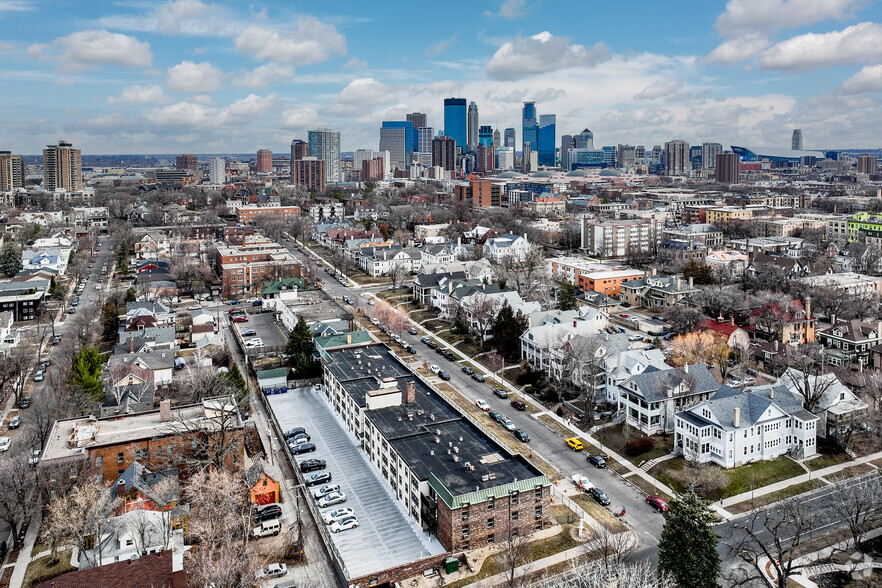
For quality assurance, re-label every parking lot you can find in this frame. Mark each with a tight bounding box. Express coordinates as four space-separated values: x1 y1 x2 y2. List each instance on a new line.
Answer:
267 387 444 579
232 309 287 349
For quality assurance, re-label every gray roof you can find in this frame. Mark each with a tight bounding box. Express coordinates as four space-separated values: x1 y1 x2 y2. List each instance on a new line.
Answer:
681 384 816 431
414 271 467 288
622 363 718 403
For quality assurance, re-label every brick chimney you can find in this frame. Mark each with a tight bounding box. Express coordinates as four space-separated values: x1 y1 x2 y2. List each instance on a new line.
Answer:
159 399 171 422
405 381 416 404
805 295 812 318
346 333 352 344
117 478 126 498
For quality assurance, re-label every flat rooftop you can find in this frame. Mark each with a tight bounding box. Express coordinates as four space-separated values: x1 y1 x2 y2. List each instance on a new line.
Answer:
325 344 544 497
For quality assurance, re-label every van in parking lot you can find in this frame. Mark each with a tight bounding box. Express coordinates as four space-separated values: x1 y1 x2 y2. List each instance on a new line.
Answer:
251 519 281 538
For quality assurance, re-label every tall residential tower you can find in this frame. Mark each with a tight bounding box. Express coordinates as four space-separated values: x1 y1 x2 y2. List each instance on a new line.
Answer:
308 128 341 183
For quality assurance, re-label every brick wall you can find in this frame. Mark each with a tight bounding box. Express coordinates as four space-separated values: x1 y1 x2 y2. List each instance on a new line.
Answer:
348 552 452 588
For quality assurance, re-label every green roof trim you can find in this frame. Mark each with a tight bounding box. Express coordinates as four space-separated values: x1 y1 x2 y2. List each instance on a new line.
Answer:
428 472 550 510
313 330 372 349
256 367 288 380
260 277 316 296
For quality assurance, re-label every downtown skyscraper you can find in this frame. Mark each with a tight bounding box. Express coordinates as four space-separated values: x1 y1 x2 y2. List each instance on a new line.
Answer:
537 114 556 167
467 101 479 153
522 102 537 156
308 128 341 183
443 98 467 154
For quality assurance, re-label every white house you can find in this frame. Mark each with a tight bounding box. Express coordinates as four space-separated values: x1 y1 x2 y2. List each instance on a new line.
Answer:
776 368 868 440
674 384 819 469
458 289 540 340
21 247 71 275
135 232 171 260
603 347 668 405
485 233 532 263
520 315 607 383
78 509 184 569
20 211 63 227
362 247 422 277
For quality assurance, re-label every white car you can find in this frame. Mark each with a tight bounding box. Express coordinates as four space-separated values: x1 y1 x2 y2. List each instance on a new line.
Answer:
246 338 264 347
28 449 40 465
312 484 341 499
322 507 355 524
501 418 516 431
370 317 379 326
95 284 102 291
0 437 10 452
475 399 491 411
429 364 441 374
317 491 346 508
246 297 260 303
188 304 202 310
330 517 359 533
254 563 288 580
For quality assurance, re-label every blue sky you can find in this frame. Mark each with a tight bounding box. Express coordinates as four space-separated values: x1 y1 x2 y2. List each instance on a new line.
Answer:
1 0 882 155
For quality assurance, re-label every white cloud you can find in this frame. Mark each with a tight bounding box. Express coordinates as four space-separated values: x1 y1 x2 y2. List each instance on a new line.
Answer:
0 1 33 12
107 84 170 105
29 29 152 72
167 60 224 93
323 78 392 116
635 79 685 100
760 22 882 71
218 93 280 124
485 31 608 81
235 17 346 65
143 101 214 127
71 112 132 131
143 94 279 129
342 57 367 70
426 33 457 57
840 64 882 94
0 39 14 51
233 63 294 90
280 106 320 129
715 0 868 37
497 0 526 19
704 33 770 66
96 0 241 38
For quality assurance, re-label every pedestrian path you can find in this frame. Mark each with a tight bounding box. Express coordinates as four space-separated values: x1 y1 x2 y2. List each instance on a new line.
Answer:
9 503 42 588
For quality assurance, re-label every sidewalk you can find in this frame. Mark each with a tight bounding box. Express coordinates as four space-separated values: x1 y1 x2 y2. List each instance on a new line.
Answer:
9 502 42 588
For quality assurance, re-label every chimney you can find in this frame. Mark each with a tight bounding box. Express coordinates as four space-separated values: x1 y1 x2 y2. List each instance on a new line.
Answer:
769 388 774 399
876 320 882 340
805 296 812 318
684 362 689 374
573 321 577 328
346 333 352 344
159 399 171 422
405 381 416 404
730 316 735 327
117 478 126 498
689 276 694 288
130 338 134 353
774 340 779 351
733 406 741 428
676 277 682 290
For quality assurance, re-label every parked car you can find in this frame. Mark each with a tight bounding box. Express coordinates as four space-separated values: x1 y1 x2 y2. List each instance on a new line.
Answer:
33 371 44 382
566 438 584 451
312 484 341 500
8 416 20 429
493 388 509 399
306 471 332 487
284 427 307 439
188 304 202 310
322 507 355 525
646 496 669 512
232 316 248 323
246 338 264 347
620 302 631 307
442 351 456 361
510 399 526 410
587 455 607 468
254 504 283 522
255 563 288 580
438 370 450 380
330 517 359 533
619 313 630 318
406 345 417 354
475 399 491 411
229 300 240 305
242 329 257 336
588 487 611 506
420 336 430 344
18 397 31 409
289 432 310 444
247 297 260 303
251 520 281 538
317 491 346 508
67 307 76 314
408 327 418 335
429 364 441 374
472 373 486 382
513 429 529 442
501 418 516 431
652 315 665 321
289 442 316 455
299 459 325 472
426 340 438 349
461 366 474 376
0 437 10 452
489 410 504 423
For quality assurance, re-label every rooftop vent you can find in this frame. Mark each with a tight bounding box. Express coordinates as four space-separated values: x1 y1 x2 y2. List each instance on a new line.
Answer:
463 461 472 469
430 449 434 456
488 473 496 480
453 446 459 454
459 436 463 442
435 429 441 435
453 455 459 462
434 437 440 443
481 474 489 482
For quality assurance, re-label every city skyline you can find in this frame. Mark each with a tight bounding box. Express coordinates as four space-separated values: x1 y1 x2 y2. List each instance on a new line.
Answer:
2 0 882 154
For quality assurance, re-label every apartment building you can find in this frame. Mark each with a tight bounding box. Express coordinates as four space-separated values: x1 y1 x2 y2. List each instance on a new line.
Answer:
319 343 551 552
546 257 644 296
580 218 658 257
236 205 301 225
215 236 300 297
674 385 818 468
704 206 769 229
619 274 699 309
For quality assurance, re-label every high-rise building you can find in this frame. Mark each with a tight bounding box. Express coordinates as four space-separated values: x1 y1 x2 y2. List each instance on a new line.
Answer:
209 156 225 185
354 150 390 179
493 129 501 148
560 135 573 171
361 157 385 182
574 129 594 149
522 102 537 157
664 140 690 175
635 146 646 159
858 154 878 175
175 154 198 172
522 142 533 173
792 129 803 151
380 121 414 171
256 149 272 173
293 157 326 192
651 145 663 162
406 112 427 131
308 128 341 183
715 152 740 184
415 127 434 167
476 144 495 172
602 146 617 168
0 151 24 191
689 145 703 170
290 139 308 161
537 114 556 167
467 101 479 152
478 125 493 147
443 98 467 153
701 143 723 169
504 128 516 148
432 136 456 172
496 147 514 170
616 144 636 169
43 140 82 191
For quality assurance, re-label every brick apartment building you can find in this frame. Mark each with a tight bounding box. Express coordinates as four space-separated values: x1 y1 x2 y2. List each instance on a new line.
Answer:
236 205 301 225
38 397 245 484
293 157 326 192
320 343 551 552
216 236 301 297
454 180 504 208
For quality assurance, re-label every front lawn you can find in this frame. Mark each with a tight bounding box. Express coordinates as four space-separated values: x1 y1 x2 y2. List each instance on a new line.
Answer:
649 455 806 501
23 551 76 588
726 480 826 515
594 423 674 466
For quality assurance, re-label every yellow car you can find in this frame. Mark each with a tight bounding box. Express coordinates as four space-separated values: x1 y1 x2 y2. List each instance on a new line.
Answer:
566 438 584 451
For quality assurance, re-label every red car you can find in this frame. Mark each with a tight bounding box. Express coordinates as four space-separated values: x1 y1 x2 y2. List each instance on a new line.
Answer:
232 316 248 323
619 313 630 319
646 496 668 512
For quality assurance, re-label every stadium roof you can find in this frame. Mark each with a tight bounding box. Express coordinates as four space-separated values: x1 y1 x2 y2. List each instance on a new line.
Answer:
730 146 826 162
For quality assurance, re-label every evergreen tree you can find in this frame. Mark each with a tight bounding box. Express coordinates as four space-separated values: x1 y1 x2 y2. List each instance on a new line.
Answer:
285 317 314 360
101 302 119 341
0 243 22 277
555 282 579 311
125 288 137 303
682 260 716 285
658 491 721 588
489 301 529 361
70 345 104 401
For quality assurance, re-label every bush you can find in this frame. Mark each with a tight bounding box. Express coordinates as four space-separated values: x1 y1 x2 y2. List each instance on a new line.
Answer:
624 437 654 456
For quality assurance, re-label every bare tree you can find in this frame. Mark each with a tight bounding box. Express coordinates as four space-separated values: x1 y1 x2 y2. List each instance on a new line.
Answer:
43 479 121 568
0 449 39 550
593 525 635 576
459 291 500 347
386 261 410 290
165 394 245 473
561 334 605 426
498 246 547 303
828 473 882 551
536 560 675 588
776 345 839 413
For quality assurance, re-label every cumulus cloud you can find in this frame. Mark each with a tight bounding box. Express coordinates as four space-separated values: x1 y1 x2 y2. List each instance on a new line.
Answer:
280 106 320 129
219 93 280 124
323 78 392 116
0 39 13 51
635 79 685 100
485 31 608 81
235 17 346 65
143 101 214 127
497 0 527 19
715 0 869 37
143 93 279 128
233 64 294 90
426 33 457 57
704 33 770 66
760 22 882 71
107 84 170 105
167 60 224 93
28 29 152 72
840 64 882 94
341 57 366 70
96 0 241 38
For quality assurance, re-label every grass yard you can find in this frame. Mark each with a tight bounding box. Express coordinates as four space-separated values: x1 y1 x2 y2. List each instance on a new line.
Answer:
570 493 629 533
725 480 827 515
805 450 851 471
375 288 412 301
627 474 674 501
593 424 674 467
826 463 876 480
537 415 585 445
649 456 806 501
23 551 76 588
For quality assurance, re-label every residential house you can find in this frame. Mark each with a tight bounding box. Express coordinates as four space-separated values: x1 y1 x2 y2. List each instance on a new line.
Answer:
662 223 723 249
34 549 186 588
619 275 700 309
603 347 668 405
747 252 810 279
307 201 344 222
246 460 281 506
0 311 18 356
776 368 868 440
77 508 185 570
744 298 815 345
816 319 882 368
412 271 466 307
705 250 749 278
260 277 318 310
619 363 719 435
0 278 48 321
458 288 540 341
113 461 183 517
697 317 751 352
118 306 176 347
674 384 818 469
21 247 70 275
421 243 457 265
362 247 422 277
484 233 532 263
658 239 707 268
520 309 610 384
135 232 171 261
797 273 882 299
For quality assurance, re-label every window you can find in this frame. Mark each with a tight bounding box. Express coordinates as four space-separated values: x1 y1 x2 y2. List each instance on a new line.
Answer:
461 524 469 538
511 491 519 505
117 452 124 464
95 455 103 468
535 505 543 519
462 509 469 521
535 488 543 502
487 517 495 528
511 511 519 521
487 497 495 510
487 533 495 545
